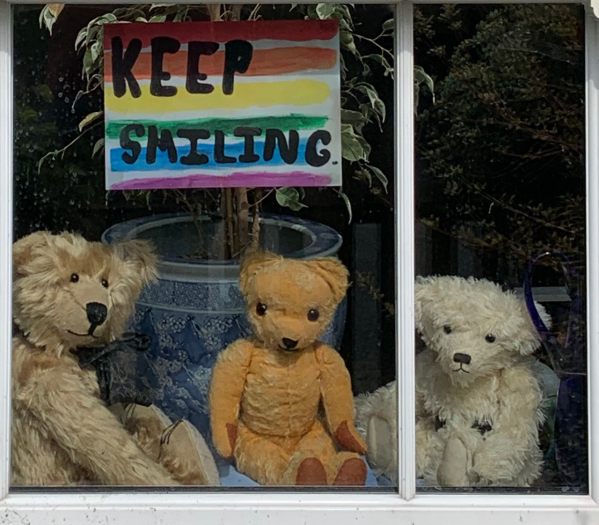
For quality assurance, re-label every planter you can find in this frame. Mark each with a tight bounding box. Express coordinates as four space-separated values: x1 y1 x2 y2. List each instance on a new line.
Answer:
102 213 346 439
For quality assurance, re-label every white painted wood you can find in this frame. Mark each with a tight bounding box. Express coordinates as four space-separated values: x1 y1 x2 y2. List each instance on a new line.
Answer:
395 0 416 501
0 492 598 524
586 9 599 503
0 0 598 523
0 0 13 504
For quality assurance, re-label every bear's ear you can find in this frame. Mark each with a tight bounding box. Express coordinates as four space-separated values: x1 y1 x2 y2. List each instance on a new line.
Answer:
13 231 52 278
114 239 158 285
306 257 349 306
514 300 551 355
414 275 435 333
239 250 280 297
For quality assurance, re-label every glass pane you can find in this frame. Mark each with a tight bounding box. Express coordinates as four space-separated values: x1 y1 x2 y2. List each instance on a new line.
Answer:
414 4 587 493
11 4 396 490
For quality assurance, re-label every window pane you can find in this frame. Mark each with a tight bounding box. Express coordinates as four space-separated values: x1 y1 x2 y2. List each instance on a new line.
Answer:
11 4 396 490
414 3 587 493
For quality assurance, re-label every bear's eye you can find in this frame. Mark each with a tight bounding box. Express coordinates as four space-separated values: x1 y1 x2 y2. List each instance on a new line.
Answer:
485 334 496 343
307 309 320 322
70 273 79 283
101 278 109 288
256 303 267 316
443 325 452 334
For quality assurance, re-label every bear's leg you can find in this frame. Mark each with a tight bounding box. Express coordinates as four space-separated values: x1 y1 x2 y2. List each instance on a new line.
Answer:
290 420 366 486
332 452 367 486
437 435 470 487
159 419 220 486
280 420 336 486
114 403 170 460
416 418 445 485
234 422 293 485
118 404 219 486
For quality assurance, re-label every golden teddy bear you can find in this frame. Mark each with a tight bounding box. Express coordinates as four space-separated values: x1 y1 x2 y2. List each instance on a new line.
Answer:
11 231 218 486
209 251 367 486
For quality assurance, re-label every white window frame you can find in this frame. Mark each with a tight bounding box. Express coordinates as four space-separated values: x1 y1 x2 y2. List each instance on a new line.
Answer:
1 0 598 522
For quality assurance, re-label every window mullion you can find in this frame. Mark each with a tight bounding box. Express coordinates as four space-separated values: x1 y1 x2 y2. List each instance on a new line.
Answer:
0 0 14 503
395 0 416 501
586 8 599 504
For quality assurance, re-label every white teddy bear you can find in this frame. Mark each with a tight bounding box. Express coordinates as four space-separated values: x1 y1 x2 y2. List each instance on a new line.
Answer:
415 275 549 487
355 275 553 488
354 381 398 483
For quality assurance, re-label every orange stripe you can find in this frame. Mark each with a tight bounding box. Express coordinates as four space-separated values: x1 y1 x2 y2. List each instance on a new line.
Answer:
104 47 336 81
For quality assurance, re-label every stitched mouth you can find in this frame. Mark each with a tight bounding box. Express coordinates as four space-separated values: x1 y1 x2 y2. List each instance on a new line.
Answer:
67 329 98 339
452 365 470 374
279 346 299 353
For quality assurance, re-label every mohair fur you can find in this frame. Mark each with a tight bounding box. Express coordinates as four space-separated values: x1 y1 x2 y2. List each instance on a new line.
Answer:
415 275 550 487
354 381 397 482
11 231 215 486
209 251 367 486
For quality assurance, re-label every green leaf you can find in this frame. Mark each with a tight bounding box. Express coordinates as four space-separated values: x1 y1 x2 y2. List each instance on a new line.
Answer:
39 4 63 35
367 165 388 192
92 138 104 158
340 30 358 56
341 124 371 162
75 28 87 51
363 53 393 76
275 187 307 211
315 4 336 19
82 47 93 75
415 65 435 102
90 41 102 63
353 167 372 187
336 190 353 223
382 18 395 33
356 84 386 122
78 111 103 132
341 109 367 131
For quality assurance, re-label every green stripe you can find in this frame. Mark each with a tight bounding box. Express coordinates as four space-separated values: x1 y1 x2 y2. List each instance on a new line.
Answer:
106 114 328 139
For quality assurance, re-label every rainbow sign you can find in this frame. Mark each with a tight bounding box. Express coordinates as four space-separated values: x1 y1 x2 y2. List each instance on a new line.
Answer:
103 20 341 190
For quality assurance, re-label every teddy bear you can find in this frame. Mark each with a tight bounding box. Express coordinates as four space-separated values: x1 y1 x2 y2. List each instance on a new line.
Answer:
354 380 398 484
11 231 218 486
209 250 367 486
415 275 549 487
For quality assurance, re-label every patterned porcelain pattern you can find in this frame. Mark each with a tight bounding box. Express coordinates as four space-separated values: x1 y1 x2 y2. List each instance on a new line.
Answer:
104 214 346 441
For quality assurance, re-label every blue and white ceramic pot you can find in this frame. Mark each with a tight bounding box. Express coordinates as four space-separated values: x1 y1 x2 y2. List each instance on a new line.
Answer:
102 213 345 438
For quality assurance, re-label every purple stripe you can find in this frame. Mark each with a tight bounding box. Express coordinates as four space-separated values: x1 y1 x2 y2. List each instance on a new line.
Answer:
109 172 334 190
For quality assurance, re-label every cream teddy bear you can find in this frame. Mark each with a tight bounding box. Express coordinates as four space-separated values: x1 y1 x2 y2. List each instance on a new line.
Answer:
415 275 549 487
209 251 367 486
11 231 218 486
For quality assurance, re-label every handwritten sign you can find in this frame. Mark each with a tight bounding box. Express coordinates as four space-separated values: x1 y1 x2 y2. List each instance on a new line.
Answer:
103 20 341 190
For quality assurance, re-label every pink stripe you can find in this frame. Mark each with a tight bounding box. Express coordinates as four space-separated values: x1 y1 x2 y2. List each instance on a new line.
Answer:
109 172 334 190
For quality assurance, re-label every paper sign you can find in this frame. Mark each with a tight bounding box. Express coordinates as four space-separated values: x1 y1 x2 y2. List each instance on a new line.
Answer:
103 20 342 190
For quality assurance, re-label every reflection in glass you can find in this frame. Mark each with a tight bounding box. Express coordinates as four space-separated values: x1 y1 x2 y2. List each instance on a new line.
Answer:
11 4 397 490
415 4 587 493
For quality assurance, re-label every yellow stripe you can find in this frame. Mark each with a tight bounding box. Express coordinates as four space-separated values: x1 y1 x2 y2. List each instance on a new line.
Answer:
105 80 331 113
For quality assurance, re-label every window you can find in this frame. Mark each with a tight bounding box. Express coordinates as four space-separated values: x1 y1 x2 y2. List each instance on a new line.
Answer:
2 0 599 522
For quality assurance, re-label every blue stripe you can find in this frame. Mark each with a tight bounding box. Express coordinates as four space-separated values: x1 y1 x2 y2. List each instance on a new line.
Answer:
110 139 311 172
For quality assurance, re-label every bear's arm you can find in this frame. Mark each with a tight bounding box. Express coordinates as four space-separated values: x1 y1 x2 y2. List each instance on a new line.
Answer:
15 365 177 486
471 365 543 484
316 343 367 454
209 339 254 459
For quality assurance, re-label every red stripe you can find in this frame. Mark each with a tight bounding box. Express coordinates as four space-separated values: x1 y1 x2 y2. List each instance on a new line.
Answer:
104 20 338 50
104 47 336 80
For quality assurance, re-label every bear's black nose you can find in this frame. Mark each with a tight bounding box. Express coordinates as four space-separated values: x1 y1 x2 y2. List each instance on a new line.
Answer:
282 337 298 350
453 352 472 365
86 302 107 326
